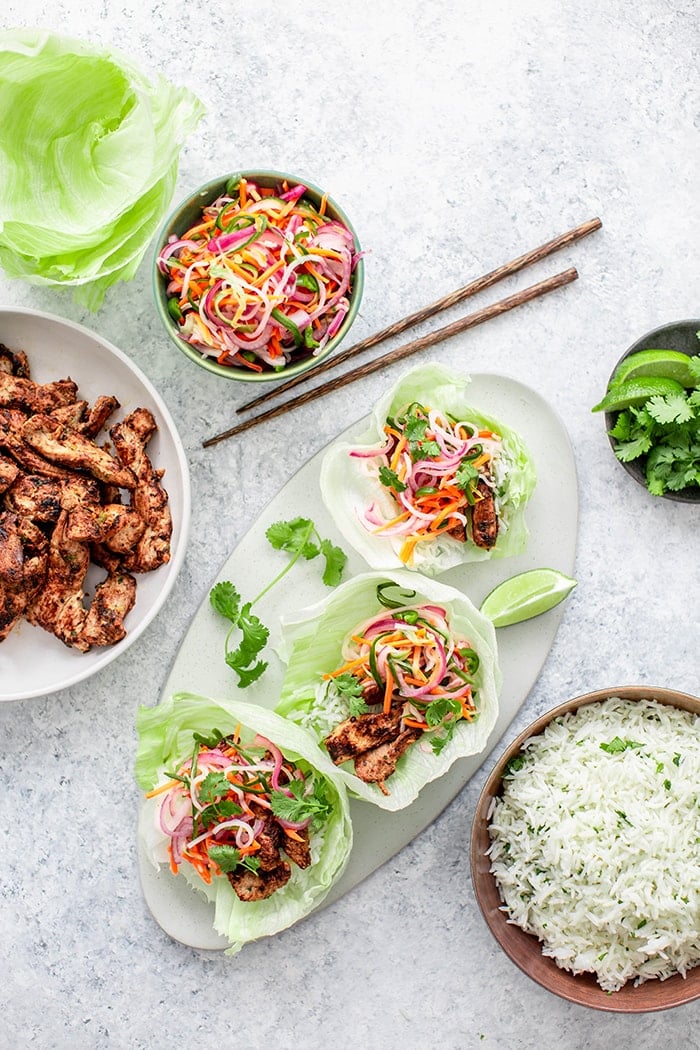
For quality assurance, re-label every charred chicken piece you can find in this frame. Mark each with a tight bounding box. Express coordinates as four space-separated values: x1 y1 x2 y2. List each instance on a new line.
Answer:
282 827 312 869
110 408 172 572
21 414 136 489
228 862 291 902
353 726 423 789
25 509 91 651
471 479 499 549
78 569 137 648
4 474 62 523
65 502 147 553
0 455 19 494
0 512 26 640
0 408 74 479
78 395 121 439
0 372 78 413
325 707 403 765
0 344 30 378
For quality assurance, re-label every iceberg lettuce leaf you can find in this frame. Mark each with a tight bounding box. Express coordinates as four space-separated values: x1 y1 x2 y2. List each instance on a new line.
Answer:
319 363 536 575
275 569 501 811
136 691 353 955
0 29 205 307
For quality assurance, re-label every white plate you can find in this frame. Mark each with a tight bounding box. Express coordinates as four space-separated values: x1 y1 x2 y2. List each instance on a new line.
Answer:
137 372 578 950
0 307 191 701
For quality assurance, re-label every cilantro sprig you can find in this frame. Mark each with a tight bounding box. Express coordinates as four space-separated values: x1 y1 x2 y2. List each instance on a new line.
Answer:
269 776 333 828
210 518 347 687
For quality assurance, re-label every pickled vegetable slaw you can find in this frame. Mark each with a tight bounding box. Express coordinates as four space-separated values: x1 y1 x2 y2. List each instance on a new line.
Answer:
353 401 503 564
157 176 360 372
146 729 329 886
323 585 481 754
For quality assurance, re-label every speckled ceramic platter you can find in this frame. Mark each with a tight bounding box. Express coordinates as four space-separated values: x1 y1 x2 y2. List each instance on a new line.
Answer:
0 307 191 701
137 372 578 950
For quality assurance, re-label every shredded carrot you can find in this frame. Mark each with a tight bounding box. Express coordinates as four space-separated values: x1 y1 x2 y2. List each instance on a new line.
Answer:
145 778 180 799
382 666 394 714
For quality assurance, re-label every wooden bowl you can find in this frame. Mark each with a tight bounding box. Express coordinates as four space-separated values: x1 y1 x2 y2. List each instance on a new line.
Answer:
470 685 700 1012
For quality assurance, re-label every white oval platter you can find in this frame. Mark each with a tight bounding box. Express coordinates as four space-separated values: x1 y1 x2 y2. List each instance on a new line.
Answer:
137 372 578 949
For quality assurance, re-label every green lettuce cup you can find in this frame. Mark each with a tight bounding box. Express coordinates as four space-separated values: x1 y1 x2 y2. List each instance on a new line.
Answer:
320 362 536 575
136 692 352 955
275 569 501 811
0 29 204 308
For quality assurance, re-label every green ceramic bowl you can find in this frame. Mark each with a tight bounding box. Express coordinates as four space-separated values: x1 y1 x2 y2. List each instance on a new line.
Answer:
152 170 365 382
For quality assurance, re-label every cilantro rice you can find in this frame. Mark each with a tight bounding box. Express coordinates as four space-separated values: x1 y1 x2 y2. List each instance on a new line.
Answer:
487 697 700 993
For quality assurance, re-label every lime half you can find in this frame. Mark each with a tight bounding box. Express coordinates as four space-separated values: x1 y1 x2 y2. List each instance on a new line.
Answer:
480 568 577 627
592 376 686 413
610 349 696 389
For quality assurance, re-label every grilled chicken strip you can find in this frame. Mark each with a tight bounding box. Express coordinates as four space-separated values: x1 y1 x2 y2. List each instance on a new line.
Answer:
110 408 172 572
0 512 26 640
353 726 423 788
26 509 91 651
78 395 121 439
282 827 312 869
21 414 136 489
4 474 62 523
228 862 291 902
0 455 19 494
0 344 30 378
65 502 147 553
471 479 499 549
325 708 403 765
79 569 136 648
0 408 74 479
0 372 78 413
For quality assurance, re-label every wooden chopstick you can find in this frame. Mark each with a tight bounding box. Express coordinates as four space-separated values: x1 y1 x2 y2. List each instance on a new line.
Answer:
236 216 602 414
203 266 577 447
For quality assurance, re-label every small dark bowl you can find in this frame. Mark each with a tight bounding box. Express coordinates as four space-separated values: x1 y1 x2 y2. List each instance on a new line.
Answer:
603 319 700 503
471 685 700 1013
152 170 364 382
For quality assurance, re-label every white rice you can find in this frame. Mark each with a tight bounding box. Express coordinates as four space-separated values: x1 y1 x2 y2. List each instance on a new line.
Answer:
487 696 700 993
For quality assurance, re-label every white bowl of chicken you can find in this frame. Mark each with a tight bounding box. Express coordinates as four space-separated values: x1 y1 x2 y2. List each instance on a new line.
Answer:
0 307 190 701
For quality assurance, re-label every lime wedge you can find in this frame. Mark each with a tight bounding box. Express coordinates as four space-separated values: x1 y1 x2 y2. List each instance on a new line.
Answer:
480 568 577 627
591 376 686 413
610 349 696 389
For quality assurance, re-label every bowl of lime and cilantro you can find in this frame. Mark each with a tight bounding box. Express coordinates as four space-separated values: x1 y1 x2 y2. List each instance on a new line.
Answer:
592 319 700 502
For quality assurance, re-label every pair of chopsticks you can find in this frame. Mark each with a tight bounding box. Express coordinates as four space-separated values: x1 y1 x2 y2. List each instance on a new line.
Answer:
203 216 602 448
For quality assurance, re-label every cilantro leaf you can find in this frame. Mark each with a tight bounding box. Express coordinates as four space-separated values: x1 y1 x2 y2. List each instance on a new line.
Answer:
647 393 693 425
454 460 480 496
266 517 318 559
198 771 232 803
686 354 700 383
378 464 406 491
207 844 241 873
333 672 369 715
208 844 260 875
318 538 347 586
209 580 241 624
269 777 332 827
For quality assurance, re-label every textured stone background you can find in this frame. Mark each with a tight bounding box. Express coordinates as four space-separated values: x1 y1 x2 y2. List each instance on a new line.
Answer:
0 2 698 1048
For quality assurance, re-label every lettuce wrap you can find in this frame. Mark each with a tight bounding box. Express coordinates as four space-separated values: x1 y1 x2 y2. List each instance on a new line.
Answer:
136 692 352 955
320 363 536 575
275 570 501 811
